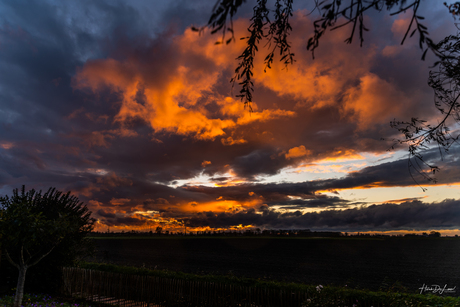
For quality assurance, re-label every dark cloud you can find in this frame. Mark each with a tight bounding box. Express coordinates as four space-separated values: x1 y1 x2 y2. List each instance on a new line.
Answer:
96 209 116 219
182 149 460 211
0 1 457 232
274 196 352 210
186 199 460 231
107 216 146 227
232 148 291 179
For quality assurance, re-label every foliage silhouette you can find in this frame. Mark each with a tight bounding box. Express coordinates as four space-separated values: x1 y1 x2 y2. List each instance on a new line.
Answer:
390 33 460 187
0 186 95 307
156 226 163 235
198 0 446 106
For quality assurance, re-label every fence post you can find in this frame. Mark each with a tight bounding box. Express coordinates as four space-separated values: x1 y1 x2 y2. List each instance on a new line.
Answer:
61 267 314 307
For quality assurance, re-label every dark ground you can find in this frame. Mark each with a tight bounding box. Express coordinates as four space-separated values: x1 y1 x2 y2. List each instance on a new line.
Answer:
88 237 460 295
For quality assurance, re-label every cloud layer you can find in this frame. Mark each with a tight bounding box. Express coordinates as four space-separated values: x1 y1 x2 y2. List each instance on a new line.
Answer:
185 199 460 231
0 0 458 233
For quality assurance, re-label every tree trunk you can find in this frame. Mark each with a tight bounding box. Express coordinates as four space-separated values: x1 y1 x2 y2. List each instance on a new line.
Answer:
5 244 56 307
13 266 27 307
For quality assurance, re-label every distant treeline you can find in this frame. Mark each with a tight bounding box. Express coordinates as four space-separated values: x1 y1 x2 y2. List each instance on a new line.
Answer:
89 229 453 238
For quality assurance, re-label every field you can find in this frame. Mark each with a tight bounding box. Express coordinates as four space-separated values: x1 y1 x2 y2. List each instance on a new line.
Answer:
88 237 460 295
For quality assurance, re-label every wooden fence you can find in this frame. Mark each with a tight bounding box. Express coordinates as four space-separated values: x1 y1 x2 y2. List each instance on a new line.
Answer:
60 267 310 307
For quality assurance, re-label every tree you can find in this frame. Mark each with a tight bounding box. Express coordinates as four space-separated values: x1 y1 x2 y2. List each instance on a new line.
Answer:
429 230 441 237
0 186 94 307
155 226 163 235
197 0 460 184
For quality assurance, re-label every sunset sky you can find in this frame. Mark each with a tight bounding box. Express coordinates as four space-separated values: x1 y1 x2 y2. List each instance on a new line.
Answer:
0 0 459 235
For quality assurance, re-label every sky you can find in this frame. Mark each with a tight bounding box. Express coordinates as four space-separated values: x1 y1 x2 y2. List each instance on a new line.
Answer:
0 0 459 235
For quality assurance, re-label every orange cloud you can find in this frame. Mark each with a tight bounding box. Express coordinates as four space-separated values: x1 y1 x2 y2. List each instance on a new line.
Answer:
86 131 113 148
181 198 263 213
110 198 131 206
318 149 365 162
96 172 133 188
72 12 414 143
221 136 247 146
0 142 14 149
285 145 311 160
382 45 401 57
88 200 103 208
391 17 411 38
72 23 294 142
249 13 377 110
209 12 415 132
201 160 211 167
380 16 413 57
342 73 406 129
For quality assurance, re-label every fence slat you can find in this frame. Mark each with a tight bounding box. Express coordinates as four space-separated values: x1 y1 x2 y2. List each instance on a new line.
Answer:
62 267 323 307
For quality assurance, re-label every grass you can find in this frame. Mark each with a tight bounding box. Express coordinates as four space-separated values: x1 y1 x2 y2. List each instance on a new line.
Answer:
1 291 459 307
0 293 87 307
0 293 115 307
2 261 459 307
2 291 460 307
78 261 317 289
76 262 460 306
299 287 460 306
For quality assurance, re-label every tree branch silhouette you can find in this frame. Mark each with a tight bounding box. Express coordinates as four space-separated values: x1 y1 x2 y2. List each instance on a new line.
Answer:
390 34 460 186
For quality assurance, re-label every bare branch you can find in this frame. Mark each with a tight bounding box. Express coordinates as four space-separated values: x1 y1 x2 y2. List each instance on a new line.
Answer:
27 245 56 268
4 249 20 269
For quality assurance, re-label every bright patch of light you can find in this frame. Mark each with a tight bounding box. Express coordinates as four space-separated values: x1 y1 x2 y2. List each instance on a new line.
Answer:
337 185 460 205
132 210 159 216
168 167 250 188
86 168 109 176
168 171 216 188
257 151 407 184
